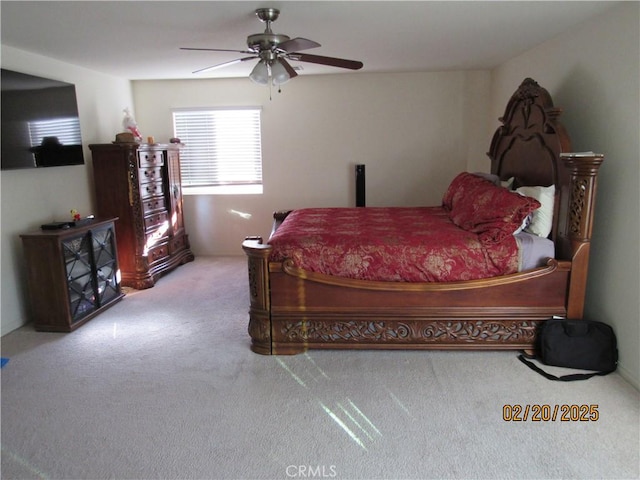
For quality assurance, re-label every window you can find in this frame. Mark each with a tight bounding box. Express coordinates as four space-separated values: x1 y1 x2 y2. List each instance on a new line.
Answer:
173 108 263 194
29 117 82 146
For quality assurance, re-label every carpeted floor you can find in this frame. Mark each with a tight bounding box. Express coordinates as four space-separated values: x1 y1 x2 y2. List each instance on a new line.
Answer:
1 256 638 480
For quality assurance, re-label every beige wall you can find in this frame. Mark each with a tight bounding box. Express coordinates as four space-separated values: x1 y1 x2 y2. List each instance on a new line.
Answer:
133 70 491 255
490 2 640 388
0 46 134 335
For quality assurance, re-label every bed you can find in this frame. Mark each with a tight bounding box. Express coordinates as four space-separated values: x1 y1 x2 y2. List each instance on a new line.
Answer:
242 78 603 355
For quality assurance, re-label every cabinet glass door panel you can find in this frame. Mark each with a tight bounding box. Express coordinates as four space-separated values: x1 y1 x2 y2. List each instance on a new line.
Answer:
96 264 120 304
64 235 93 279
63 233 97 322
68 274 97 321
92 227 117 268
92 226 120 305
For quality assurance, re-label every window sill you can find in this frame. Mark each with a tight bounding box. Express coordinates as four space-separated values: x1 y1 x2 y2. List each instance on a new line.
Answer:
183 185 263 195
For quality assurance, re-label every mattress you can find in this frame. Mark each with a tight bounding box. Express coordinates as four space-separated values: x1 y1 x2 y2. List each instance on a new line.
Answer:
515 231 555 271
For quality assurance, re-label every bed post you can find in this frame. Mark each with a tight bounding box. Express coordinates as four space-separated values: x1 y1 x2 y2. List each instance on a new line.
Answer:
242 236 273 354
558 153 604 318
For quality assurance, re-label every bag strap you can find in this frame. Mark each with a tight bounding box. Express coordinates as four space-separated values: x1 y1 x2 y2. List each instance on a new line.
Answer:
517 354 614 382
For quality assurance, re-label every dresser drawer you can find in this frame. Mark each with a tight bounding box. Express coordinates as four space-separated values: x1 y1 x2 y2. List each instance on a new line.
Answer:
169 232 189 253
144 211 169 232
138 151 164 168
145 225 169 251
147 242 169 265
140 180 164 199
139 166 163 184
142 196 166 215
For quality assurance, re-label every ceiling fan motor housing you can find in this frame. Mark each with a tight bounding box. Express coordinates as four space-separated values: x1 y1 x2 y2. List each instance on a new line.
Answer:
247 32 291 52
248 9 289 53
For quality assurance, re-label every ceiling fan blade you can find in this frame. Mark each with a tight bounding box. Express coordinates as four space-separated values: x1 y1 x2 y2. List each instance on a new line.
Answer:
278 37 320 53
181 47 255 55
193 56 256 74
279 58 298 80
288 53 363 70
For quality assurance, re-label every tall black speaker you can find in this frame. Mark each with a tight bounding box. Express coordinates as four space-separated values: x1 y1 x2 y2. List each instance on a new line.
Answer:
355 164 365 207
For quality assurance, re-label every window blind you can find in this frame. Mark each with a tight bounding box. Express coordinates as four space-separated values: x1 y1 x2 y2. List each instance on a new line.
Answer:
173 108 262 188
28 117 82 146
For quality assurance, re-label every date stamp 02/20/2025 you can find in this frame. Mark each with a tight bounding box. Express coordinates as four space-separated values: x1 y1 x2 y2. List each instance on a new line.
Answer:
502 404 600 422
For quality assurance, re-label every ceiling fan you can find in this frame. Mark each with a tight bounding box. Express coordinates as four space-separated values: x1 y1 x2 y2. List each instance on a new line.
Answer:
180 8 363 86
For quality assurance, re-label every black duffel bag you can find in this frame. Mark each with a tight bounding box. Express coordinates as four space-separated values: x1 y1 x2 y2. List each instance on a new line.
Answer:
519 319 618 381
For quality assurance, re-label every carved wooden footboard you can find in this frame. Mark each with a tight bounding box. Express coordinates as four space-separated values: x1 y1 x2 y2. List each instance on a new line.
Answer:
243 243 571 354
242 78 603 355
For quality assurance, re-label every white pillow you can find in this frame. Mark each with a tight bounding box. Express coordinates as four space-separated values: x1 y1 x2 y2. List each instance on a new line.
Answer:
501 177 515 189
515 185 555 237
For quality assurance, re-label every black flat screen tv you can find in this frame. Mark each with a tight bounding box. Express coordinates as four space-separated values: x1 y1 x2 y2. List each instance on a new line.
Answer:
1 68 85 170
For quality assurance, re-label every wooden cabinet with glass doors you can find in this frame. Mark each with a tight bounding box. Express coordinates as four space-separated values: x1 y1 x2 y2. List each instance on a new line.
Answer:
20 218 124 332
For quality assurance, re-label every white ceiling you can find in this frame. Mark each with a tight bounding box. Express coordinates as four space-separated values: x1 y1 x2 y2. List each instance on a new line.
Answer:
1 1 618 81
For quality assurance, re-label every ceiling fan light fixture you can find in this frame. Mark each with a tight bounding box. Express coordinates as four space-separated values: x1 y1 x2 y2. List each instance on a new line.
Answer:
249 60 269 85
182 8 363 88
271 59 291 86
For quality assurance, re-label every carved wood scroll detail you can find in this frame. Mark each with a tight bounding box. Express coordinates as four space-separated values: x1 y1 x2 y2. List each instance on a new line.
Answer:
280 319 540 345
247 259 260 302
128 152 144 249
248 315 271 343
570 178 588 236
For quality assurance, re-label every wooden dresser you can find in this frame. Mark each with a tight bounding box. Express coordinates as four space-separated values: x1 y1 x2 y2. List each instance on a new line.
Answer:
90 143 194 289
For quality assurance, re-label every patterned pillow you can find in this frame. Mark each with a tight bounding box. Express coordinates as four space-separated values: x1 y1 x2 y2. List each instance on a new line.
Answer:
444 172 541 244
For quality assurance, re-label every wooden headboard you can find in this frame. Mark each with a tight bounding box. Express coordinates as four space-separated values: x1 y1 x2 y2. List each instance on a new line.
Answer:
487 78 603 319
487 78 603 265
488 78 571 188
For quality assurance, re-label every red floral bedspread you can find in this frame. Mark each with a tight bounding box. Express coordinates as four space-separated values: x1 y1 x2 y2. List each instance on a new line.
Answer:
268 207 520 282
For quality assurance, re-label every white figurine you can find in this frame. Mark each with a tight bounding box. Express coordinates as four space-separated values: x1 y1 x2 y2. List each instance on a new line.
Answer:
122 108 142 142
